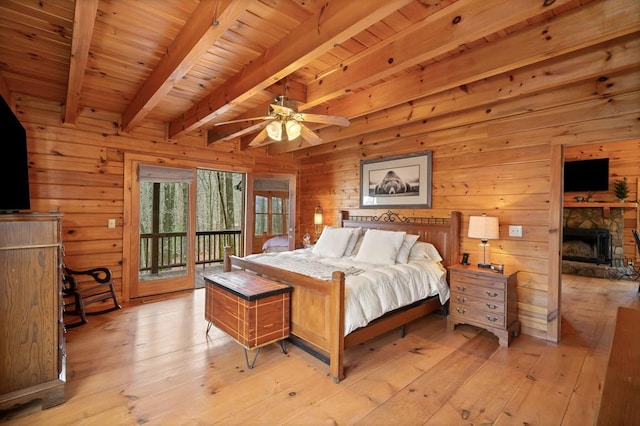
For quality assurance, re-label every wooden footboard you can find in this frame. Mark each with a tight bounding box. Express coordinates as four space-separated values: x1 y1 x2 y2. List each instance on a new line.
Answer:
223 210 461 383
224 249 346 381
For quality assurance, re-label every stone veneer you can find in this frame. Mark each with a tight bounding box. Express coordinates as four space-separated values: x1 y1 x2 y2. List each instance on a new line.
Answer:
562 207 631 279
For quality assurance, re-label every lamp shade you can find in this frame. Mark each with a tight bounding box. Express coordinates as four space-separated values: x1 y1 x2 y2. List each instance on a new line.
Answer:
314 205 323 236
266 121 282 141
314 206 323 225
468 214 499 240
285 120 301 140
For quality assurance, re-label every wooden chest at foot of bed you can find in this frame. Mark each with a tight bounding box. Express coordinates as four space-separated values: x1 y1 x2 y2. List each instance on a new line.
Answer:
204 271 292 350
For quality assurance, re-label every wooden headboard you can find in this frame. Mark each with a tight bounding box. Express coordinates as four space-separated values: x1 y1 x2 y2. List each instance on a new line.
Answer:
339 210 462 269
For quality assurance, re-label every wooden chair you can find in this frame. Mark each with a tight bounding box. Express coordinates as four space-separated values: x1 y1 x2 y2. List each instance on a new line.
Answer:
62 265 121 328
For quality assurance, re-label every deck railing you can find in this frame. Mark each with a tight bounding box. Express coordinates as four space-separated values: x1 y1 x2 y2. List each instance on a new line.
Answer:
140 230 241 273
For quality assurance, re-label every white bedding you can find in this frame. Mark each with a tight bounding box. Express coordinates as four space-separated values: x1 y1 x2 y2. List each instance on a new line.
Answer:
245 248 450 335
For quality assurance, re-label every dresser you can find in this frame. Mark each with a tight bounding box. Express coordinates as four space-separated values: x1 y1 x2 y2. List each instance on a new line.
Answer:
0 214 65 410
447 264 519 347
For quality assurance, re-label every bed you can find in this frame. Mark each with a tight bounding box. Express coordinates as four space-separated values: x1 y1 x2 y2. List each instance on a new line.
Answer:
223 210 461 382
261 235 290 253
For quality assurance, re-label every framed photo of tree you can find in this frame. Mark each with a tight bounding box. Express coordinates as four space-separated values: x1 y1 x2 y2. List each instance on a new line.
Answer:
359 151 432 209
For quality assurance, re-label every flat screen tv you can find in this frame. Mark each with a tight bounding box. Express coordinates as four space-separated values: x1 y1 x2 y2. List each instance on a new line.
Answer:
0 95 31 212
563 158 609 193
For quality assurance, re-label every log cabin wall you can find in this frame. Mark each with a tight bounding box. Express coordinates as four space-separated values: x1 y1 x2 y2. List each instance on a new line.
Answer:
2 0 638 345
297 46 640 342
18 95 298 302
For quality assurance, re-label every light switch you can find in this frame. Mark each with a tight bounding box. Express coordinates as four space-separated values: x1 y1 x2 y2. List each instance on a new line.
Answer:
108 219 116 228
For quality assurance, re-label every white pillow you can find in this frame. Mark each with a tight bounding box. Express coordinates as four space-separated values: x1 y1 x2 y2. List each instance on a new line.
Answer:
312 226 353 258
395 234 420 264
409 241 443 262
355 229 406 265
343 227 362 256
349 229 367 257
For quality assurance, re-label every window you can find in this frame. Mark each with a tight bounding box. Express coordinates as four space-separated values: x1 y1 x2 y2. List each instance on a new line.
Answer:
254 191 288 237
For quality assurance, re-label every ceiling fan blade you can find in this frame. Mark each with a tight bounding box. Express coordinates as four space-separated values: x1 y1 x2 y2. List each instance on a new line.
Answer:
270 104 294 116
300 124 323 146
248 127 271 147
297 113 349 127
220 120 271 141
213 116 272 126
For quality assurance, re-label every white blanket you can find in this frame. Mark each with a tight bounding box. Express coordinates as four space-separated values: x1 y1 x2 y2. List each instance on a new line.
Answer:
245 249 450 335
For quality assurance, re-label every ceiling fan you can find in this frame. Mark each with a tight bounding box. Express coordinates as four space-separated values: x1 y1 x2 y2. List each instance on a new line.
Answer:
213 96 349 147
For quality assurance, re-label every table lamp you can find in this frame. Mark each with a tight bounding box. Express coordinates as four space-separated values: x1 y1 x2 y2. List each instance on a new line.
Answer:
467 213 499 268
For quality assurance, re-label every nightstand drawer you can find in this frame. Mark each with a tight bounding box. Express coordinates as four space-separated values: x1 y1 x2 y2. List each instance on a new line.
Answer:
451 284 505 301
450 303 506 328
452 293 505 314
450 270 506 290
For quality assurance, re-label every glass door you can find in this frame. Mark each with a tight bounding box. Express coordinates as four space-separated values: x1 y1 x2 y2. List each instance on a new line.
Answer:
246 173 296 254
130 164 196 298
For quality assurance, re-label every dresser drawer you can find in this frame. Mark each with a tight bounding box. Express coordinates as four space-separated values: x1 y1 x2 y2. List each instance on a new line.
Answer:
451 293 505 314
450 302 506 328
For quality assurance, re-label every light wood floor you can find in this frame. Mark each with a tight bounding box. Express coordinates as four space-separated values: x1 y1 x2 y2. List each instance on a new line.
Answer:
2 275 638 425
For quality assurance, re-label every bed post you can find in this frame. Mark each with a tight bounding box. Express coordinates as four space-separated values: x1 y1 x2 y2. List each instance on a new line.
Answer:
449 211 461 267
338 210 349 227
329 271 345 383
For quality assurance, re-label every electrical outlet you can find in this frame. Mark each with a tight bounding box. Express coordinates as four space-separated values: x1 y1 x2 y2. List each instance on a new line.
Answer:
509 225 523 237
108 219 116 228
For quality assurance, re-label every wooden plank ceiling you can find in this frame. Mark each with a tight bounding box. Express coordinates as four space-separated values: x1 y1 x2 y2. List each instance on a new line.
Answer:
2 0 632 156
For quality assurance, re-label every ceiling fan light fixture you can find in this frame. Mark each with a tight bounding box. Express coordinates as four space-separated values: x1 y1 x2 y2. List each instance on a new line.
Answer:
285 120 301 140
266 120 282 141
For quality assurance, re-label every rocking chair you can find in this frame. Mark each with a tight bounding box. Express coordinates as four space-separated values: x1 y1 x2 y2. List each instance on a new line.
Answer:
632 229 640 291
62 265 121 328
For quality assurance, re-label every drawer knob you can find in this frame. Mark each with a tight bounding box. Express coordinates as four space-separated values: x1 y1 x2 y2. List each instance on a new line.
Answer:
456 285 467 292
486 291 499 297
485 315 498 322
486 303 498 310
456 307 466 314
456 296 467 303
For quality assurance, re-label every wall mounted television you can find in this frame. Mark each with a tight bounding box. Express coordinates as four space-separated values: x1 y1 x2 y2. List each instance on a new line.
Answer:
563 158 609 193
0 94 31 212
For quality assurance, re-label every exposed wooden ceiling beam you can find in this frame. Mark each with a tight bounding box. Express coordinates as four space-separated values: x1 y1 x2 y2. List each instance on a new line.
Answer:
169 0 414 139
62 0 98 125
270 0 640 154
120 0 242 133
304 0 577 109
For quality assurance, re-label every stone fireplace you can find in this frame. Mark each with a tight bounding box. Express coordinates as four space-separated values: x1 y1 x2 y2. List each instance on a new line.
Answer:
563 227 611 265
562 206 625 277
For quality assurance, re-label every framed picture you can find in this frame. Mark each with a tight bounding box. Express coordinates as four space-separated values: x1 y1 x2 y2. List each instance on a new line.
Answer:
360 151 432 209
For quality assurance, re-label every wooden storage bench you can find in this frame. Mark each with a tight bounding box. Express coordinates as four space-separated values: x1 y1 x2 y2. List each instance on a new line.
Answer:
596 306 640 425
204 270 292 368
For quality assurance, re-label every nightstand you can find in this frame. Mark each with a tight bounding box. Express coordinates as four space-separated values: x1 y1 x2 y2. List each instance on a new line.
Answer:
447 264 520 347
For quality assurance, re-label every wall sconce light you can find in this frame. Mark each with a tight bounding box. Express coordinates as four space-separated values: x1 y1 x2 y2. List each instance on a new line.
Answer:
467 213 499 268
314 205 323 236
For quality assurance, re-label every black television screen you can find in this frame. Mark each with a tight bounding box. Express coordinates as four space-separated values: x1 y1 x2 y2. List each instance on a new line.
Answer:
564 158 609 193
0 95 31 212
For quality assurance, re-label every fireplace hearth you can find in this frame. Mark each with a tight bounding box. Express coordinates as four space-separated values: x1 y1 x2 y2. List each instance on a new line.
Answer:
562 227 612 265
